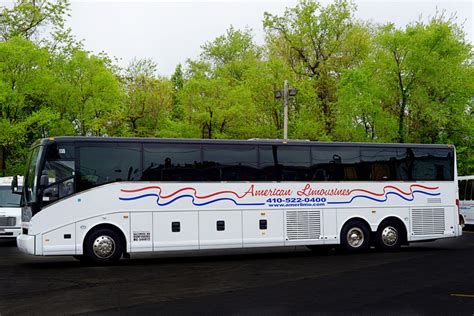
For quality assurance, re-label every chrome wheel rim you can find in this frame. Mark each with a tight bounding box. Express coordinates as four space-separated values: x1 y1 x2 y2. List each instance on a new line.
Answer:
381 226 398 247
93 235 116 259
346 227 364 248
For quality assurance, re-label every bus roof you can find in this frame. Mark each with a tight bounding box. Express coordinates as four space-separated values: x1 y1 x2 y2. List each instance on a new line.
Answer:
35 136 454 149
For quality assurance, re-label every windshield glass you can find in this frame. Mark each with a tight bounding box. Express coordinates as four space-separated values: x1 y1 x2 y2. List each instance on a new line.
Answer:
24 146 43 204
0 187 22 207
40 142 75 204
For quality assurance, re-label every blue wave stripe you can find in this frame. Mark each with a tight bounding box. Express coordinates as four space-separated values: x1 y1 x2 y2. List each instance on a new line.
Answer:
119 193 265 207
327 190 440 205
119 193 159 201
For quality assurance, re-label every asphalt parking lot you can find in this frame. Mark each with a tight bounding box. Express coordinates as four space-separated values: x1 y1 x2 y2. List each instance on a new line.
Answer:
1 230 474 315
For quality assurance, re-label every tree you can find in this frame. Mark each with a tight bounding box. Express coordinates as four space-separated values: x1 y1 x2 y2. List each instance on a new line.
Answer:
169 63 185 120
264 0 370 136
0 37 54 174
48 50 122 136
178 28 264 139
0 0 82 55
120 58 173 136
337 16 473 173
335 66 399 142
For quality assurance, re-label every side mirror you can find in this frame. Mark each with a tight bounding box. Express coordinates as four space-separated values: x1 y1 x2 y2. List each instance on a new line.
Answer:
11 175 18 193
40 170 49 187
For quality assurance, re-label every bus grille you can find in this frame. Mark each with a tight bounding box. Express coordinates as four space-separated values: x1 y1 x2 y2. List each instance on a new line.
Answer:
411 208 445 235
286 210 321 240
0 217 16 227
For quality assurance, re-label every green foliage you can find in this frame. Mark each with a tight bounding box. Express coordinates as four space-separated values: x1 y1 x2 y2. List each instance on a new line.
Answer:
263 0 369 135
0 0 472 176
0 37 53 174
120 58 173 136
0 0 70 42
336 15 473 173
177 28 264 139
48 50 122 136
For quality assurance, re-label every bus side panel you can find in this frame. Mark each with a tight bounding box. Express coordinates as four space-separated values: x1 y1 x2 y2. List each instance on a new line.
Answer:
323 208 338 245
130 212 153 252
42 223 76 255
459 177 474 225
199 210 242 249
153 211 199 251
242 209 284 247
461 202 474 224
408 206 458 241
461 198 474 225
75 213 131 255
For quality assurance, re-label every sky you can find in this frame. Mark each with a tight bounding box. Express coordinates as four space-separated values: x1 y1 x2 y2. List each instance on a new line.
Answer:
63 0 474 76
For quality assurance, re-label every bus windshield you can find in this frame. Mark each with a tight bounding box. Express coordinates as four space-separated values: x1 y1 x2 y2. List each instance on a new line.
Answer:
0 187 21 207
24 146 43 204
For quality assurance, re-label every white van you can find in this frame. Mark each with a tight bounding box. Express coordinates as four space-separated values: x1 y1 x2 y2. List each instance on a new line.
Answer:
459 176 474 226
0 176 23 238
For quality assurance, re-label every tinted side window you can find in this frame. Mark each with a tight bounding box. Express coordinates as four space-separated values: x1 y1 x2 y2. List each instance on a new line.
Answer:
277 146 311 181
466 180 473 201
202 144 259 181
259 145 311 181
311 146 361 181
360 148 399 181
410 148 453 181
78 143 141 191
143 144 201 181
259 145 278 181
459 180 466 200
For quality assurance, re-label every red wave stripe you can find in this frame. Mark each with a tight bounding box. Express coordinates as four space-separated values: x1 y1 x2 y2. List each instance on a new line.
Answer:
349 184 439 197
121 186 247 199
121 186 161 193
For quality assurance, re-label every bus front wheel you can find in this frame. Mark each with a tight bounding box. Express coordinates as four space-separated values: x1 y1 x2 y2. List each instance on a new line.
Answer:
84 227 123 265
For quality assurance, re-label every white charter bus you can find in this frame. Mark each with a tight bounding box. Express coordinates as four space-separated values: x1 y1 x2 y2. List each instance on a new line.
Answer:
0 176 22 238
16 137 461 264
458 176 474 225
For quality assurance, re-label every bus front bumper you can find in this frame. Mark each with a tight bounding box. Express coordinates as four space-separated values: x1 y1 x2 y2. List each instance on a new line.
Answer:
17 234 36 255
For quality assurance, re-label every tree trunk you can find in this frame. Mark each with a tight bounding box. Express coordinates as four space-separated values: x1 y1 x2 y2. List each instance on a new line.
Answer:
397 97 406 143
208 110 213 139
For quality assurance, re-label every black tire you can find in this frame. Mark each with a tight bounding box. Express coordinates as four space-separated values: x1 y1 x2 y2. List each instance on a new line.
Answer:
340 220 370 252
375 220 404 251
83 227 123 265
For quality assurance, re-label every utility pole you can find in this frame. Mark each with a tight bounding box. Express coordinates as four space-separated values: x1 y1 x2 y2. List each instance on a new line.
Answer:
274 81 297 142
283 80 288 141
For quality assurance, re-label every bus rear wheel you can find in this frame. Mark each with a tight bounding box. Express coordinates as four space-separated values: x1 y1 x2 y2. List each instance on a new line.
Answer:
375 221 403 251
84 228 123 265
340 221 370 252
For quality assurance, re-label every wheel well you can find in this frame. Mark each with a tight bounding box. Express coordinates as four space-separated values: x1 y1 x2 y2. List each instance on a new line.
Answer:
83 223 127 254
340 217 371 236
378 216 408 244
